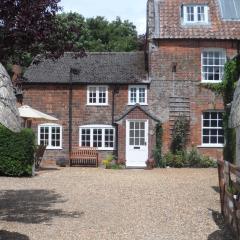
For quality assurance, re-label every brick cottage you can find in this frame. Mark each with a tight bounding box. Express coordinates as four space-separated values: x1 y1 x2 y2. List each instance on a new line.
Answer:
22 0 240 167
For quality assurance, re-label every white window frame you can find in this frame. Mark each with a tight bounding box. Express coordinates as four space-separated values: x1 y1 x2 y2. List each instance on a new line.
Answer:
87 85 108 106
128 85 148 105
201 48 226 83
183 5 209 24
79 125 115 150
201 111 224 148
38 123 63 150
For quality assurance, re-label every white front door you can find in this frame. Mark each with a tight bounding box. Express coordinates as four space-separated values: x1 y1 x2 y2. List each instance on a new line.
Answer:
126 120 148 167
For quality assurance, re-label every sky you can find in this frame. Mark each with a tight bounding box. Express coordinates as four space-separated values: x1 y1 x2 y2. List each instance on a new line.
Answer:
60 0 147 34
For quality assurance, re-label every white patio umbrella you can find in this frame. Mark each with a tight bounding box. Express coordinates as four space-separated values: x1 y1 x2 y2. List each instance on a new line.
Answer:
18 105 58 127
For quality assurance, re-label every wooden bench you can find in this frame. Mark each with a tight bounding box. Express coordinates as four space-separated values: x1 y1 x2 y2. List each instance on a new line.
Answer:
70 147 98 167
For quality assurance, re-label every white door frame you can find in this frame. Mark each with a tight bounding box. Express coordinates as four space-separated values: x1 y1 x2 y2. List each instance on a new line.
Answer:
125 119 149 167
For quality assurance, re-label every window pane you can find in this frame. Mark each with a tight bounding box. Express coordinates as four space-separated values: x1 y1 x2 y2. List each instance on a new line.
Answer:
104 128 114 148
39 126 49 146
99 86 106 104
89 87 97 103
203 136 209 144
210 136 217 144
203 120 210 127
93 129 102 147
203 129 209 135
139 88 146 103
130 88 137 103
81 128 91 147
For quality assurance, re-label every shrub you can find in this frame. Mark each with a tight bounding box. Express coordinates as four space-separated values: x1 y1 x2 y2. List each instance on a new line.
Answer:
185 148 202 167
186 148 217 168
163 148 217 168
199 156 217 168
164 151 185 168
0 125 35 176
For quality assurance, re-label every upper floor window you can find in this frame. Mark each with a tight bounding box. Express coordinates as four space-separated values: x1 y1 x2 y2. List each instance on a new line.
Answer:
87 85 108 105
201 49 226 83
79 125 115 150
183 5 209 24
128 85 147 105
38 123 62 149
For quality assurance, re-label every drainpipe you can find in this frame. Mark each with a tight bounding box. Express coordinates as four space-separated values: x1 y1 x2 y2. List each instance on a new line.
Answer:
112 85 119 161
68 68 73 165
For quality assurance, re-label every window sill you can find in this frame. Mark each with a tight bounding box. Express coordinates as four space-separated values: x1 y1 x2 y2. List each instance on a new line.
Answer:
182 22 210 25
201 80 222 84
128 103 148 106
86 104 109 107
46 147 63 150
197 144 224 148
80 147 115 151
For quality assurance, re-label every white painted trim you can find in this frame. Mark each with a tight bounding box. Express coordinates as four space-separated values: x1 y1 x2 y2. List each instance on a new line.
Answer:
182 5 209 24
38 123 63 150
87 85 108 106
79 125 115 150
201 48 226 83
201 111 225 147
128 85 148 105
197 144 224 148
126 119 149 167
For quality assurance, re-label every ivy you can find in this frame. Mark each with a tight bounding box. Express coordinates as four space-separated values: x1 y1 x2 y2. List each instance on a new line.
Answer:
153 122 163 167
171 116 190 154
201 56 240 163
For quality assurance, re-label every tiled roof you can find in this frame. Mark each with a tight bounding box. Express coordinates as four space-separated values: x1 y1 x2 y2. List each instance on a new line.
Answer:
24 52 148 84
149 0 240 40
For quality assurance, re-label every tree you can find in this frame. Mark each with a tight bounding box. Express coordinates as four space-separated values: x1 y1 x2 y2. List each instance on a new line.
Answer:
0 0 62 67
55 14 139 52
0 0 66 133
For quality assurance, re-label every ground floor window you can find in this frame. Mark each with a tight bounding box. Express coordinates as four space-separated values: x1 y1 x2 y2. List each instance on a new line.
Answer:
202 111 224 146
38 124 62 149
79 125 115 150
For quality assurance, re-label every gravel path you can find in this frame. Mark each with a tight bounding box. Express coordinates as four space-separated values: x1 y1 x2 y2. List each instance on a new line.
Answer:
0 168 235 240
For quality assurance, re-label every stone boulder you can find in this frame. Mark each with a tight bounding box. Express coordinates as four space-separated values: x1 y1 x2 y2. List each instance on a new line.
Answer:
0 63 21 132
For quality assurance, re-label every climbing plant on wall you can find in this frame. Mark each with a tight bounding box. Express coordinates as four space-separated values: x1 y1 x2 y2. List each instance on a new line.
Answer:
201 55 240 163
153 122 163 167
171 116 190 154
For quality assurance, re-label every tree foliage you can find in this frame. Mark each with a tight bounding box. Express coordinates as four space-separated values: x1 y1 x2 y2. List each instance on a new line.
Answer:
0 0 64 67
55 13 139 52
0 4 141 69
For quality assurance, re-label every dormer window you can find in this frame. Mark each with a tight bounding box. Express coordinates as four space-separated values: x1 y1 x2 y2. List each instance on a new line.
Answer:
183 5 209 24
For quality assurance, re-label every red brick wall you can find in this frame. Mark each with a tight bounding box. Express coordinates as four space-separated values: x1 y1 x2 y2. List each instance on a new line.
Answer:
149 39 239 159
23 84 154 164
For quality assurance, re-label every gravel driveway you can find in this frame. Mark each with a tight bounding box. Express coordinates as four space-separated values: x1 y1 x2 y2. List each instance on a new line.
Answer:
0 168 234 240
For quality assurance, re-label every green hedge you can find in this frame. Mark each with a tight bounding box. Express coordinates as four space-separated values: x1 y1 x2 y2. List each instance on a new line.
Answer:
0 125 35 176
